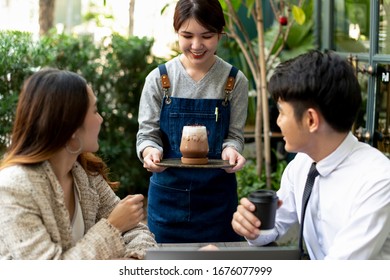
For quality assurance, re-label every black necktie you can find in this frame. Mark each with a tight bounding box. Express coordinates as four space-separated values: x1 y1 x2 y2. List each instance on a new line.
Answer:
299 162 319 259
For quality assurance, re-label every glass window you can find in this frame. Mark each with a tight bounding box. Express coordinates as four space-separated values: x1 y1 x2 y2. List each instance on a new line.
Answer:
353 70 369 139
379 0 390 54
376 64 390 156
334 0 370 53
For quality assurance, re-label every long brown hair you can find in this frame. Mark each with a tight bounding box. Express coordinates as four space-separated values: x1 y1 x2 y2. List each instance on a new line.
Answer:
1 68 118 188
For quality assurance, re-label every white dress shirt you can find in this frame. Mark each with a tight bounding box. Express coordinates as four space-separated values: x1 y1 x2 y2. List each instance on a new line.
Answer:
248 133 390 259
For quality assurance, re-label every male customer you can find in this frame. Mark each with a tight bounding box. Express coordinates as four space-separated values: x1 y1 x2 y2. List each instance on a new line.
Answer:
232 50 390 259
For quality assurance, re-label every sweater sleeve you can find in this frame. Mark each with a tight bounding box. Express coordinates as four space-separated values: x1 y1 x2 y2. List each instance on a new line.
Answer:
122 223 158 259
136 67 165 161
92 175 158 259
0 176 60 260
0 174 123 259
0 166 157 260
222 69 248 153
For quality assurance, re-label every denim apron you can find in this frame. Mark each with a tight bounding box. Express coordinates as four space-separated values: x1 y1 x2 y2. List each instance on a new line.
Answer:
147 65 242 243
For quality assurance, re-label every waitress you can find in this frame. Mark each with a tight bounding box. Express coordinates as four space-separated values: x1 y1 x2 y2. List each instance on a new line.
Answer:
136 0 248 243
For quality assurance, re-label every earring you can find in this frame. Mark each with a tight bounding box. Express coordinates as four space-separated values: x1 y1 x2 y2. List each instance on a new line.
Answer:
65 136 83 154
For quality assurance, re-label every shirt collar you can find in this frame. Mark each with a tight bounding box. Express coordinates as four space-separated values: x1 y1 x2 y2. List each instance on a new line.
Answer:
316 132 358 177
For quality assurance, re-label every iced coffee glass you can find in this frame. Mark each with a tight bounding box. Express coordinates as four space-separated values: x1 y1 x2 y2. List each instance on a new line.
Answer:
180 125 209 165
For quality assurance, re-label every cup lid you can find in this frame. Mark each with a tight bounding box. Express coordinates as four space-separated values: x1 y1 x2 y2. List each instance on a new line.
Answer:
248 190 278 203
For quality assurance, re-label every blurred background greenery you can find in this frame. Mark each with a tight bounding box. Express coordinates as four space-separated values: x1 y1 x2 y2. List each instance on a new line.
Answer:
0 30 162 197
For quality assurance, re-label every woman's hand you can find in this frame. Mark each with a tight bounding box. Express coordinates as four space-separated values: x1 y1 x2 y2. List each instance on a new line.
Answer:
221 146 246 173
142 147 167 173
108 194 145 233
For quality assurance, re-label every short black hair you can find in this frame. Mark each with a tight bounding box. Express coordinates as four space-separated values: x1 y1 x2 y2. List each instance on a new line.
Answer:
269 50 362 132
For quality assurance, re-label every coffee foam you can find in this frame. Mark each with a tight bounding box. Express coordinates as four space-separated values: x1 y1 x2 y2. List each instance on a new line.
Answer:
181 126 207 141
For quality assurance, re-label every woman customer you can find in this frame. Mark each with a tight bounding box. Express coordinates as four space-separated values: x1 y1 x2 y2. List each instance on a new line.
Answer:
0 68 157 259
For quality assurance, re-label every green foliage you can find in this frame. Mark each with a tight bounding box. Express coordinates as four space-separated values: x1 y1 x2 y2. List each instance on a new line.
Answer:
292 5 306 25
236 158 287 200
219 0 315 65
0 31 38 152
266 0 315 61
219 0 243 12
83 1 115 27
36 32 101 72
0 30 161 197
95 34 162 197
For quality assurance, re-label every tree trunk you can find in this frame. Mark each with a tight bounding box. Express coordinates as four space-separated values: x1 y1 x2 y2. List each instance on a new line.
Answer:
129 0 135 37
39 0 56 36
222 0 305 188
255 81 264 181
255 0 272 188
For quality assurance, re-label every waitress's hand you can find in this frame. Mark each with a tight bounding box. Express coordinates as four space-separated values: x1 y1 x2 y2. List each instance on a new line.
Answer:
142 147 167 173
221 146 246 173
108 194 145 233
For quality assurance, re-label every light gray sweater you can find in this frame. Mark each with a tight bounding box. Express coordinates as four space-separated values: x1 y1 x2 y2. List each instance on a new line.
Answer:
136 56 249 160
0 161 157 260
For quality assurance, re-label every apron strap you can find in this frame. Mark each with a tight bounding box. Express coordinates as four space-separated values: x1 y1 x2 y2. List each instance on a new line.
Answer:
223 66 238 105
225 66 238 92
158 64 171 89
158 64 239 105
158 64 171 104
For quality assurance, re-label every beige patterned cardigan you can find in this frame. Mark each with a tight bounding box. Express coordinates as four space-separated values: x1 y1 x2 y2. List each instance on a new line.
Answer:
0 161 157 259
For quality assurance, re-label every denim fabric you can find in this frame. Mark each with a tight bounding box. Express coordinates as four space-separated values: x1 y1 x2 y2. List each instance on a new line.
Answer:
147 96 241 243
